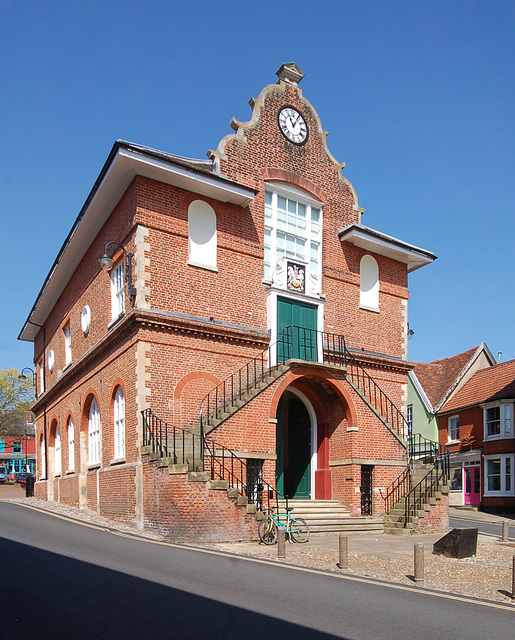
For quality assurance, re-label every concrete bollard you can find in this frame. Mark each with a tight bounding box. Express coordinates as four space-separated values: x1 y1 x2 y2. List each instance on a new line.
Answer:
277 527 286 558
338 535 348 570
502 520 510 542
414 543 424 584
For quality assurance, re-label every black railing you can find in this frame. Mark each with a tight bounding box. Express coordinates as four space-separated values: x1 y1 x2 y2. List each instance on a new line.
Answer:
345 354 410 441
142 408 279 513
199 325 410 443
382 434 450 523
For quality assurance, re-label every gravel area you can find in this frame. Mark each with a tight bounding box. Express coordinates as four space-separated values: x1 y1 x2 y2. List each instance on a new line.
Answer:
4 496 515 605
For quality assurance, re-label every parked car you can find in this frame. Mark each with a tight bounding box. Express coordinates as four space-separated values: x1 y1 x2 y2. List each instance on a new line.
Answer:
16 472 31 485
0 466 8 483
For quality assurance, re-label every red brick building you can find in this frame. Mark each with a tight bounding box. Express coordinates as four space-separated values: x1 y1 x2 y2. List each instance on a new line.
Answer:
19 63 438 540
438 359 515 512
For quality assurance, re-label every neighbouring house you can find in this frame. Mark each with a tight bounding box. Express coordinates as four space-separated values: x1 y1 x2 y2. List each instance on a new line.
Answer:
0 433 36 479
18 63 443 541
438 359 515 512
408 344 496 443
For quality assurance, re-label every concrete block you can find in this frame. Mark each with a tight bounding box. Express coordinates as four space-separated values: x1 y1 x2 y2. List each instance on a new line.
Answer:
433 528 478 558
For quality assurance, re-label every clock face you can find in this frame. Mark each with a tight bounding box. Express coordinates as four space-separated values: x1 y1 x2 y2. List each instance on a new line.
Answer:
278 107 308 144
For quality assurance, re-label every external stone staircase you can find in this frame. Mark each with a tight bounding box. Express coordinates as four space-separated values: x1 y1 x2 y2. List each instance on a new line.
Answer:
383 460 450 535
278 499 384 534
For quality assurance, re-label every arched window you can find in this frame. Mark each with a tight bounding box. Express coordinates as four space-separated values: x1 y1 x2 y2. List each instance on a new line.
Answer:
40 434 46 479
67 417 75 472
188 200 217 270
113 387 125 460
359 255 379 311
54 426 62 476
88 398 101 466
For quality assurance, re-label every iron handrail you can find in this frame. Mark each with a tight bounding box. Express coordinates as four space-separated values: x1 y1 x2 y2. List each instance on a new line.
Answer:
382 433 450 519
142 408 279 513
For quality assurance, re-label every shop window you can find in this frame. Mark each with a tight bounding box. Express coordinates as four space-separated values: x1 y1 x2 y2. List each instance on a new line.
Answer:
484 454 514 495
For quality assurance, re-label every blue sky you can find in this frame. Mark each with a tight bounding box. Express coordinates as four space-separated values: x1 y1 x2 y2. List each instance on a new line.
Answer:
1 0 514 371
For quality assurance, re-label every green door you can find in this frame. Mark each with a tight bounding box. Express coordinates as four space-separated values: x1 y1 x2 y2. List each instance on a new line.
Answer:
277 297 317 362
276 394 311 499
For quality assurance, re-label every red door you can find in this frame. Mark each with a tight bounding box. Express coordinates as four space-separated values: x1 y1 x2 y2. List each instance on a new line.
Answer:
464 466 481 506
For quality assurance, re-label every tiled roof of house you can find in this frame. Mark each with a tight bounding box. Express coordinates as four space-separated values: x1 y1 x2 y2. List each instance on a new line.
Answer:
412 346 480 408
441 359 515 413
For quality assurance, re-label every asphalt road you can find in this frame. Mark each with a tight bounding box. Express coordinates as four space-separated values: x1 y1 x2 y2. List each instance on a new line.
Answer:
449 515 515 540
1 502 514 639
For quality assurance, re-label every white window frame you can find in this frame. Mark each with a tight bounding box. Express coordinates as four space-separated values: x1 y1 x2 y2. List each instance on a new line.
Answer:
483 402 513 440
88 398 101 466
40 435 46 480
67 417 75 472
38 360 44 396
264 183 323 292
359 255 380 312
406 405 413 434
110 261 125 320
113 387 126 461
188 200 218 271
54 426 62 476
484 454 514 496
64 323 72 366
448 415 460 443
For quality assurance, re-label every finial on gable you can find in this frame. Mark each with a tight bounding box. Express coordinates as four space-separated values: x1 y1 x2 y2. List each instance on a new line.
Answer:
276 62 305 85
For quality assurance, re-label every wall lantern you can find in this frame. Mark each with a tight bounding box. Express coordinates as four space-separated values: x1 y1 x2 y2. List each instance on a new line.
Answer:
98 241 136 305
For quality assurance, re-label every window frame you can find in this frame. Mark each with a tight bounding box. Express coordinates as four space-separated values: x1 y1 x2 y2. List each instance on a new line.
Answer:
63 322 72 366
484 454 514 496
187 200 218 271
110 260 125 320
88 398 101 467
67 417 75 473
113 386 126 461
447 415 460 443
483 402 513 441
359 254 380 312
263 183 323 292
54 426 62 477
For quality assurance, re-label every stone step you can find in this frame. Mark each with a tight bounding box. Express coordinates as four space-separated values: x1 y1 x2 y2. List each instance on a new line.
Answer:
276 499 383 534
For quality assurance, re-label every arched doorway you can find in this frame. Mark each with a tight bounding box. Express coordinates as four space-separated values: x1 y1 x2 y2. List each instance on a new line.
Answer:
276 390 315 499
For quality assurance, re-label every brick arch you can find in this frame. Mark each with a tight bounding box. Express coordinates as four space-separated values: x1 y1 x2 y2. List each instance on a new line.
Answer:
269 368 358 500
173 371 221 400
268 368 358 428
173 371 222 429
80 389 100 433
261 168 326 202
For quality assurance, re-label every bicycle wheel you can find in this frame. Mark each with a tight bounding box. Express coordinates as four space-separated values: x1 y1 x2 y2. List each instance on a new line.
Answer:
258 518 278 545
290 517 309 543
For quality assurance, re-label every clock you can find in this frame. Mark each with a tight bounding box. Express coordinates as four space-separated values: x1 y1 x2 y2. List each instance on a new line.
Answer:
278 107 308 144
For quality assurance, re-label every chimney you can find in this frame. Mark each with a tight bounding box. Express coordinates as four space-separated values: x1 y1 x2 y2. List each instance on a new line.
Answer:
497 352 502 364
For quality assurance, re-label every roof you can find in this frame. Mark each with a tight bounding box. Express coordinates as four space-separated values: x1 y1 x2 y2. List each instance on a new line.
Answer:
412 346 481 408
441 359 515 413
338 224 436 273
18 140 257 342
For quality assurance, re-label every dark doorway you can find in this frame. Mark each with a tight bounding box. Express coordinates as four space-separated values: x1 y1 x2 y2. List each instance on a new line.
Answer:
276 393 311 499
361 465 373 515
